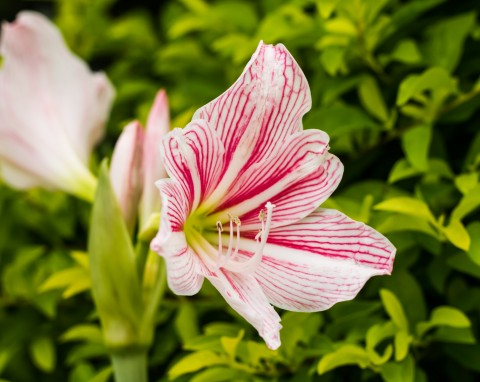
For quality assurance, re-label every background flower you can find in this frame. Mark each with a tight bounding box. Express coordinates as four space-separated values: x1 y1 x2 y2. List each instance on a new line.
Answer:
0 11 114 200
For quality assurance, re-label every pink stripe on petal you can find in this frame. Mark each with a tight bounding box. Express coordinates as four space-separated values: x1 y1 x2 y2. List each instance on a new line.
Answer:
194 42 312 205
239 154 343 229
266 209 395 271
151 231 204 296
232 209 394 312
206 269 282 349
161 120 225 209
155 180 190 233
212 129 330 219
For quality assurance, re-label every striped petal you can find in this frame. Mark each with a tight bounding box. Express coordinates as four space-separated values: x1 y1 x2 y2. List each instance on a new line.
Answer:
240 154 343 229
151 231 204 296
206 269 282 349
213 130 330 220
237 209 395 311
162 120 225 211
195 42 312 208
151 181 204 295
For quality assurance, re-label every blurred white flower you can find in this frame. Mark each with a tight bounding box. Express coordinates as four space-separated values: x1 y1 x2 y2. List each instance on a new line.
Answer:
0 11 114 200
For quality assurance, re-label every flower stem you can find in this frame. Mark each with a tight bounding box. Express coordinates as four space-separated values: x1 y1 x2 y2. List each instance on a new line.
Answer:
111 350 148 382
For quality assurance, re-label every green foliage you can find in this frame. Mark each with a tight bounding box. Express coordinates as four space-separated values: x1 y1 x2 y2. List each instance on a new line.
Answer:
1 0 480 381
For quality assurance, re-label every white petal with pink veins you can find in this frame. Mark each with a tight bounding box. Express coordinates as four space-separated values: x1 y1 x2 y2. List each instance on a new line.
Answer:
206 269 282 350
233 209 395 312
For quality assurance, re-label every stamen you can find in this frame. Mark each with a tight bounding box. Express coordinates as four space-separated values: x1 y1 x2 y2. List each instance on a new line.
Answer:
216 221 223 265
222 202 275 274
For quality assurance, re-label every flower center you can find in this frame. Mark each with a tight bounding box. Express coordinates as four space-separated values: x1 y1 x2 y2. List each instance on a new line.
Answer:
214 202 275 273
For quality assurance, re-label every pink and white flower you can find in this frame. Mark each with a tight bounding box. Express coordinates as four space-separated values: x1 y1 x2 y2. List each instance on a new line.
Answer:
0 11 114 200
151 42 395 349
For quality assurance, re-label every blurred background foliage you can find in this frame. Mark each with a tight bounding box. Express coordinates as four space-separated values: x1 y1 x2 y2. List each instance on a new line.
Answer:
1 0 480 381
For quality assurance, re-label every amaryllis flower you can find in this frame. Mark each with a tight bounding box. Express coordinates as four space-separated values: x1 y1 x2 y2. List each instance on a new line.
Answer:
0 11 114 200
151 42 395 349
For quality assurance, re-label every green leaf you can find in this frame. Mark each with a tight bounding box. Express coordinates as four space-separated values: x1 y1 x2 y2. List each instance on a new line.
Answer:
29 337 56 373
380 289 409 331
454 173 478 195
168 351 228 379
417 306 471 338
441 219 471 251
88 161 143 349
374 197 436 224
358 76 389 122
394 331 412 361
422 12 476 72
304 104 380 138
388 39 422 64
318 345 370 374
220 330 244 361
61 325 103 344
467 222 480 266
366 322 396 365
190 367 249 382
452 184 480 220
396 67 457 106
320 46 348 76
401 125 431 171
175 301 199 345
380 355 415 382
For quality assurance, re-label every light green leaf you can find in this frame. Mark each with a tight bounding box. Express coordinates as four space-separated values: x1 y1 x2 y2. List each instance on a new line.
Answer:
324 17 357 36
452 184 480 220
168 351 228 379
220 330 244 361
442 219 471 251
30 337 56 373
377 214 439 239
396 67 457 106
318 345 370 374
358 76 389 122
455 173 478 195
39 267 89 293
366 322 396 365
401 125 431 171
374 197 436 224
380 289 409 331
191 367 249 382
394 331 412 361
61 325 103 344
417 306 471 338
380 355 415 382
389 39 422 64
467 222 480 266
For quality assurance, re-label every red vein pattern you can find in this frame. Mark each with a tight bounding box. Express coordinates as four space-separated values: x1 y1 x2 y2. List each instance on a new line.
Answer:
193 43 312 182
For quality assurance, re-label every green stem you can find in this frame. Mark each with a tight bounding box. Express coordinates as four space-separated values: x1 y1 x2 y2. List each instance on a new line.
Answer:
142 253 167 332
111 350 148 382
